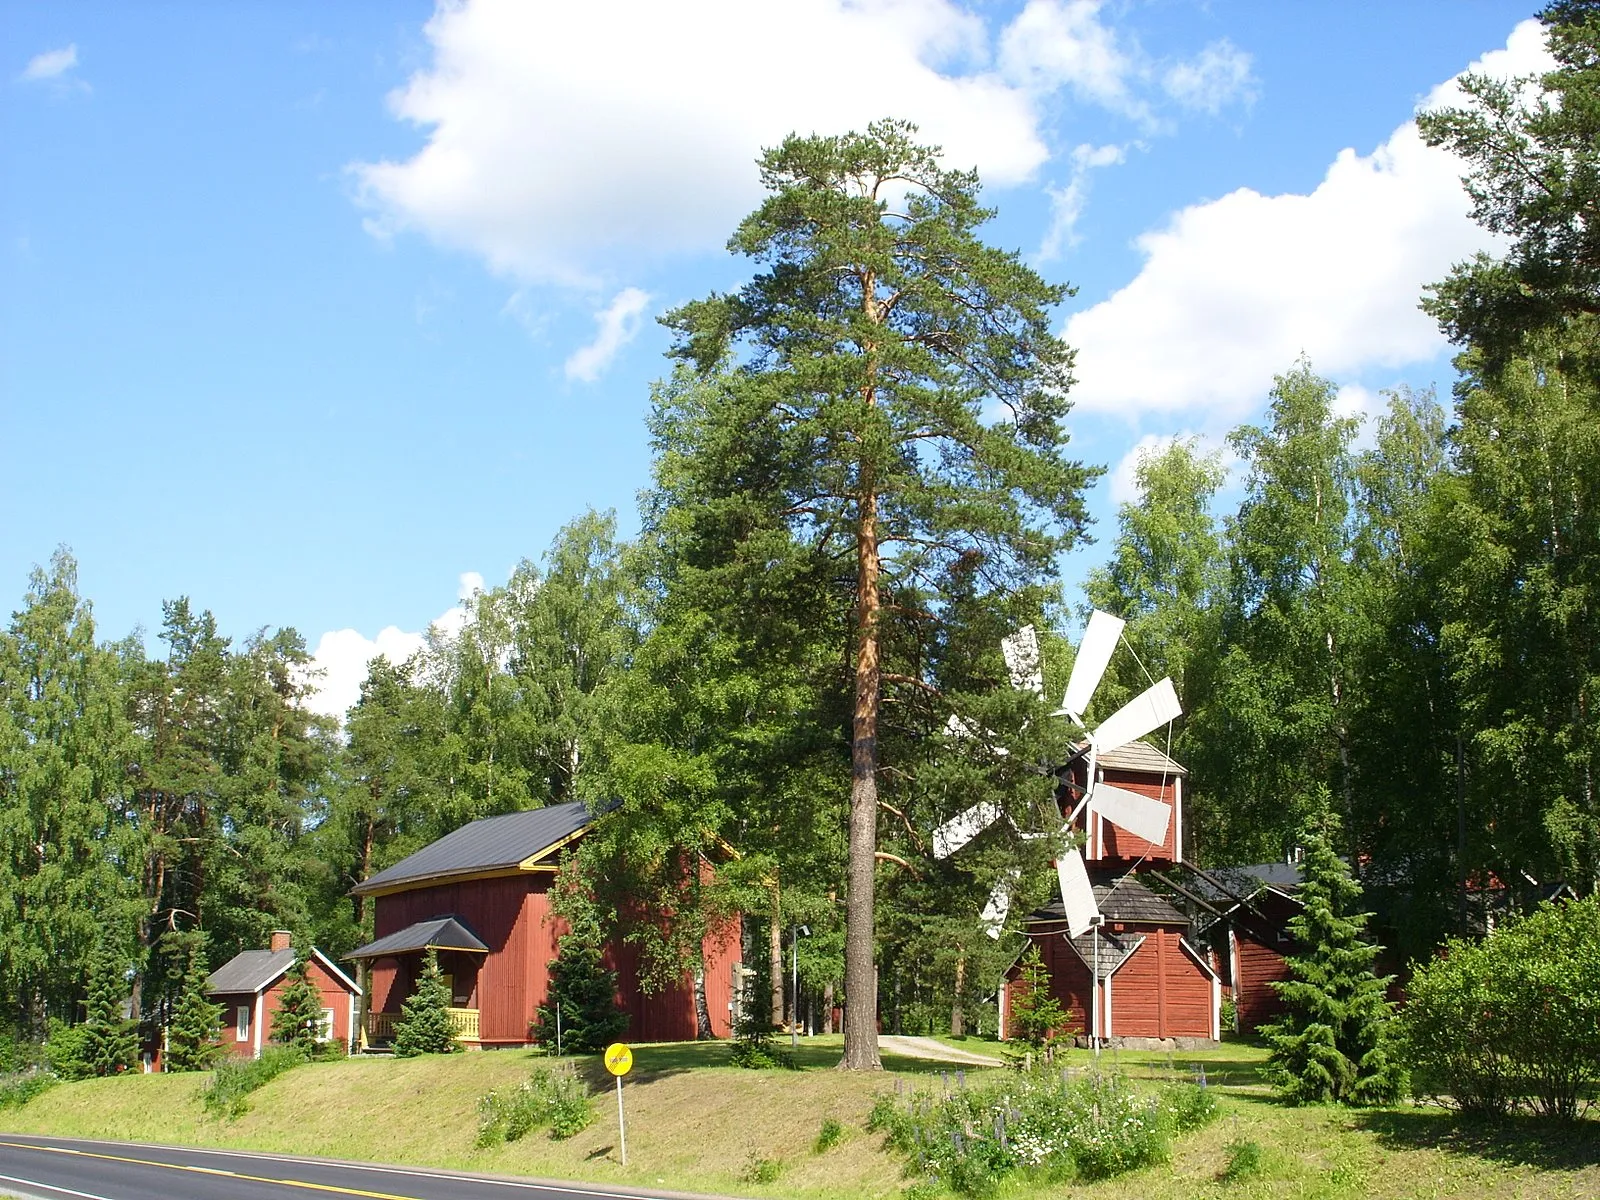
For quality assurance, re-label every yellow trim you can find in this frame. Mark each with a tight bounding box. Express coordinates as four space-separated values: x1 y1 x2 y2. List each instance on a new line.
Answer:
516 825 588 869
354 865 536 899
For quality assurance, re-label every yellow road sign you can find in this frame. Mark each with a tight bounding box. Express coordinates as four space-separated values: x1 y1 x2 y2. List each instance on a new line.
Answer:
604 1042 633 1076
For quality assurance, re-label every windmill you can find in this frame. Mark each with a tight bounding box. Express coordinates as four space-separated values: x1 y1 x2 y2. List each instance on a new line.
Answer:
933 611 1182 939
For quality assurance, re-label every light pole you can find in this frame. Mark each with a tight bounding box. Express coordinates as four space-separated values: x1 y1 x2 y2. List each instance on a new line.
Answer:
791 924 810 1048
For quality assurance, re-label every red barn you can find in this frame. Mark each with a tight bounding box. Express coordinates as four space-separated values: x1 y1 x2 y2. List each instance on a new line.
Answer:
206 931 363 1058
1190 862 1304 1034
999 740 1221 1047
347 801 740 1049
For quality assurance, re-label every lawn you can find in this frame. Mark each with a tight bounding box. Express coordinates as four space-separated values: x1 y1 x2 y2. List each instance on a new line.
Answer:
3 1038 1595 1199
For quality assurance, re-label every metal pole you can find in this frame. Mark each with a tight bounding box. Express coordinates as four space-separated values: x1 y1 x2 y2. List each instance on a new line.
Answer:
556 1000 562 1057
1092 924 1100 1058
616 1075 627 1166
791 926 799 1049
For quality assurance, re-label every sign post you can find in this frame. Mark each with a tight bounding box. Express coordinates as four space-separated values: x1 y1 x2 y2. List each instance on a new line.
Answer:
604 1042 634 1166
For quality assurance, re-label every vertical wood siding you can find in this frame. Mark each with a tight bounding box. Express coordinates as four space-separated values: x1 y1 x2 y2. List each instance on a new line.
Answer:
1092 769 1178 863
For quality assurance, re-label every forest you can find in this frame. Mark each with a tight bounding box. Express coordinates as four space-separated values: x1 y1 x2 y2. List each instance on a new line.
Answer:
2 1 1597 1058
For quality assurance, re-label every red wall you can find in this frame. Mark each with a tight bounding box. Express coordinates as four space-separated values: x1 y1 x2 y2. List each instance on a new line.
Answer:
1233 933 1291 1033
1089 769 1178 863
1107 929 1212 1039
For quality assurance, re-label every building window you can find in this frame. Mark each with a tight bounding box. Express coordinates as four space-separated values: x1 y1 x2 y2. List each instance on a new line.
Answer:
236 1004 250 1042
318 1009 335 1043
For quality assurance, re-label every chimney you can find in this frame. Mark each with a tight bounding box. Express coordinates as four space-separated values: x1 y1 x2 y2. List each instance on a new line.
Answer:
269 930 293 954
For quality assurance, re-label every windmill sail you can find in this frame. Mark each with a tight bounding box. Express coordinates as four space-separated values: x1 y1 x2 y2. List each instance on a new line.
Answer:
1056 848 1099 938
1060 611 1124 719
1092 677 1181 754
1000 625 1044 697
1086 783 1171 847
933 801 1002 859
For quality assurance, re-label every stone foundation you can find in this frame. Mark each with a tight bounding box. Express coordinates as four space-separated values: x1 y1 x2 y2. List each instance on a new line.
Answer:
1072 1035 1219 1051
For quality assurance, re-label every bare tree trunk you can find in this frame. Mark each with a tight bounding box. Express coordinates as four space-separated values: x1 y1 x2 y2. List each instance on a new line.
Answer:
693 952 714 1040
769 886 784 1030
822 979 835 1035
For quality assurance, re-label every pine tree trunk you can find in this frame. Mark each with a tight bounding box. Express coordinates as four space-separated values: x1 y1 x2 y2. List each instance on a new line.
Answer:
823 979 835 1035
951 953 966 1037
769 887 784 1030
840 475 884 1069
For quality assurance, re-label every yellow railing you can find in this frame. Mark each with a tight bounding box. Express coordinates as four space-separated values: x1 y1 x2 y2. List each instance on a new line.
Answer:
366 1007 479 1044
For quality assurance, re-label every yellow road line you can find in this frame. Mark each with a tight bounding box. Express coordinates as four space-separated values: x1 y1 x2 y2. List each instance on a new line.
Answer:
0 1141 423 1200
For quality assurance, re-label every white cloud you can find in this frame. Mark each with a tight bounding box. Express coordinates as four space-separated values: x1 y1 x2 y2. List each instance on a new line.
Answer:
564 287 652 382
1162 39 1255 115
20 44 77 81
350 0 1235 286
302 571 484 720
1062 19 1553 423
1037 142 1127 261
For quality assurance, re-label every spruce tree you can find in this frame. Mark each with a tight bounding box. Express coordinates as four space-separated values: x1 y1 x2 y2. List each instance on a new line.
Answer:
165 943 224 1072
392 949 459 1056
1262 805 1404 1105
1007 946 1070 1052
534 884 627 1054
81 935 138 1077
270 950 324 1056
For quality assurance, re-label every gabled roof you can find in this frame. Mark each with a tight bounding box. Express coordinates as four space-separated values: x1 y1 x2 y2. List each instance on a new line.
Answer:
346 916 490 962
1067 929 1145 980
206 948 361 997
1095 740 1187 778
1027 877 1189 929
351 800 607 896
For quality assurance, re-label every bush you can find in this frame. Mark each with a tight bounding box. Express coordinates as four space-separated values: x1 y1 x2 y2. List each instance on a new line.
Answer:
476 1065 594 1146
727 978 795 1070
814 1117 845 1153
200 1046 306 1120
1222 1137 1263 1183
0 1070 56 1109
741 1155 784 1185
43 1020 94 1081
868 1066 1206 1195
1399 895 1600 1120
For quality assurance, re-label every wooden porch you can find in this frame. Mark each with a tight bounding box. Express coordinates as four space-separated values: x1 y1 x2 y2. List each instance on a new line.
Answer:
364 1007 480 1046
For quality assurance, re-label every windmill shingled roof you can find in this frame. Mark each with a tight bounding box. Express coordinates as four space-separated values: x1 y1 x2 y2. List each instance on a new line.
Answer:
1094 740 1187 777
351 800 608 895
1027 877 1189 927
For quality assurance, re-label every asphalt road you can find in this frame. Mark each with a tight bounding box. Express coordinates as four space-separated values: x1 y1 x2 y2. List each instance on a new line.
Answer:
0 1135 717 1200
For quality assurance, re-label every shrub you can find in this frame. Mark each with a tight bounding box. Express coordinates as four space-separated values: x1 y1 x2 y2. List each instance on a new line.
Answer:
727 977 795 1070
868 1066 1201 1195
43 1020 94 1081
741 1155 784 1184
1400 895 1600 1120
531 859 628 1054
200 1046 306 1119
80 936 139 1078
814 1117 845 1153
0 1070 56 1109
476 1065 594 1146
1222 1137 1263 1183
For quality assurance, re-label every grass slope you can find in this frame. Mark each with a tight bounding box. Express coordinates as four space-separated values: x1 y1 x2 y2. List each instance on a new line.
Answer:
3 1039 1596 1199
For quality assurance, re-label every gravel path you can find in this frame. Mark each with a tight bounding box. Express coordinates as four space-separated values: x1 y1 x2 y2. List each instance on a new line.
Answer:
878 1035 1006 1067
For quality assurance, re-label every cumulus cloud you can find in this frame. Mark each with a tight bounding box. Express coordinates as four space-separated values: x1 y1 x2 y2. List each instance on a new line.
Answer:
19 44 86 88
565 287 652 382
1162 38 1255 114
1061 19 1553 422
350 0 1242 287
302 571 484 721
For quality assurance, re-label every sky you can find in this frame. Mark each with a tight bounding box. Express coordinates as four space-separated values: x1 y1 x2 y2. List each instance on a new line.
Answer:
2 0 1551 719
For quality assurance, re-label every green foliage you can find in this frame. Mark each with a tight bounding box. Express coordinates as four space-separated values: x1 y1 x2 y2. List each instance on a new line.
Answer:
1006 947 1072 1052
868 1067 1213 1195
475 1065 594 1146
728 977 795 1070
741 1154 785 1185
1400 895 1600 1120
1222 1136 1264 1183
164 943 224 1073
200 1045 305 1120
270 952 324 1055
814 1117 845 1153
43 1020 92 1080
532 860 628 1053
79 935 138 1078
0 1069 55 1109
1262 807 1403 1106
392 949 460 1057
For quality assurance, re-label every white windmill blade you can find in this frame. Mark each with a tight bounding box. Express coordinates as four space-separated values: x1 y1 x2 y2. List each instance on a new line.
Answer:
1087 783 1172 847
1000 624 1044 697
980 868 1020 939
1056 847 1100 937
1059 611 1124 719
943 713 1010 757
1091 676 1181 755
933 801 1003 859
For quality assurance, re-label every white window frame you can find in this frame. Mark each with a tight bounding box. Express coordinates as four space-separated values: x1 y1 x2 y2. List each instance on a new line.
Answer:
236 1004 250 1042
317 1008 335 1043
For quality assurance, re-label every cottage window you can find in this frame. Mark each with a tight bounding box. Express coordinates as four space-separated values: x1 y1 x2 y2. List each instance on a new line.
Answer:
317 1009 335 1043
236 1004 250 1041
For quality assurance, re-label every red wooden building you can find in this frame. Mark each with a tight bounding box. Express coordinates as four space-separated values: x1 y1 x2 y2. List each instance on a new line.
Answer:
1197 863 1303 1034
347 801 741 1049
1000 741 1221 1047
206 931 363 1058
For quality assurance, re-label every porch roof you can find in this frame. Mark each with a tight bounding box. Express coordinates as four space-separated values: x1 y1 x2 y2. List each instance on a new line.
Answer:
345 916 490 961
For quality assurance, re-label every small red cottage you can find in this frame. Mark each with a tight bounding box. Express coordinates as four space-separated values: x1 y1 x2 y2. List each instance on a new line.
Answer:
347 800 741 1049
1000 741 1220 1047
206 931 363 1058
1197 863 1303 1034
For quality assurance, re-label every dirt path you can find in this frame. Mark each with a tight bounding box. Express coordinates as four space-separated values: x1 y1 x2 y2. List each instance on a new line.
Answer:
877 1035 1005 1067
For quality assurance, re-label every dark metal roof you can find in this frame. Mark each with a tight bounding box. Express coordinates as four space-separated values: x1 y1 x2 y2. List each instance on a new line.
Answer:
206 948 294 996
345 916 490 961
351 800 604 895
1027 877 1190 928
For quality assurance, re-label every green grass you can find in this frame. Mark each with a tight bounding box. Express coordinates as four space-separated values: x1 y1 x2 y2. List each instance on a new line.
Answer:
1 1039 1594 1199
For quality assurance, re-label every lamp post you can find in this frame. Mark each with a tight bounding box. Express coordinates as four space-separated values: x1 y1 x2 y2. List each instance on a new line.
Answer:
791 924 810 1048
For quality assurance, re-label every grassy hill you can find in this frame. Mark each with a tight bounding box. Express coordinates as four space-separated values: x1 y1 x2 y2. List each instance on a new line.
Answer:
3 1039 1596 1199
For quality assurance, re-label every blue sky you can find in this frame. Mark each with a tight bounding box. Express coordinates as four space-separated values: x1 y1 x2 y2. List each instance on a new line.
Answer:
3 1 1546 716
